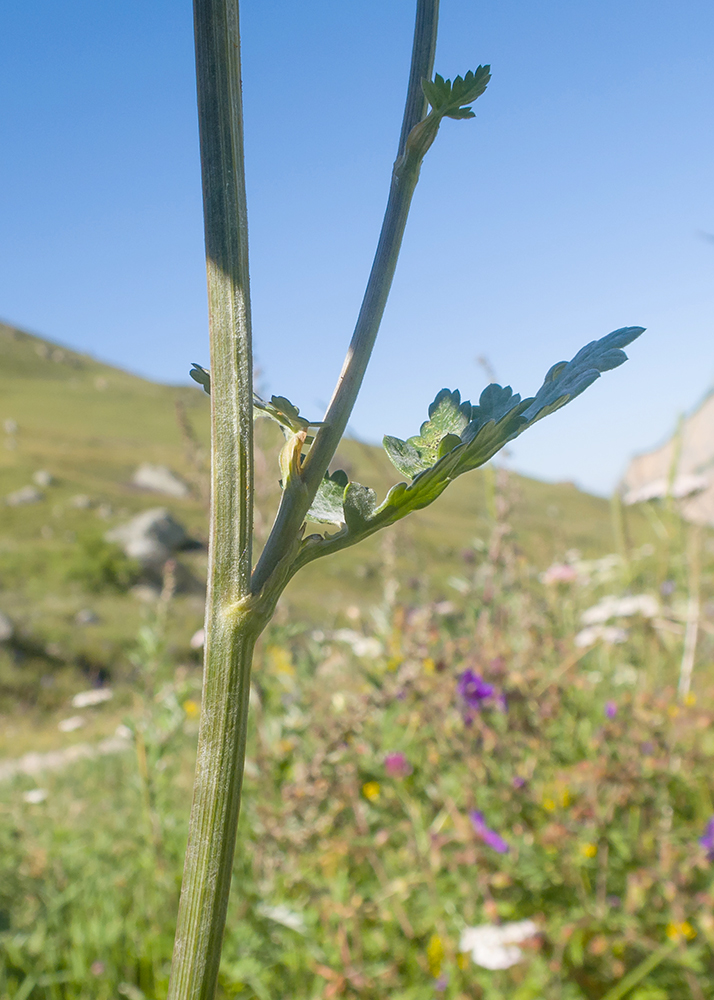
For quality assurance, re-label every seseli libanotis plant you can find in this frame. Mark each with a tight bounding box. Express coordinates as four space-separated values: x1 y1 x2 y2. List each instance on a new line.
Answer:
169 0 644 996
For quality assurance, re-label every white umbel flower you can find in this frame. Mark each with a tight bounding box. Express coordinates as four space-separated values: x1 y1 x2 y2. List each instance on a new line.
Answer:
459 920 538 970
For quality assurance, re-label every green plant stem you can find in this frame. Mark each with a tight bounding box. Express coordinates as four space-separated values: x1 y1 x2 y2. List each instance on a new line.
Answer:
599 941 678 1000
167 0 256 997
251 0 440 595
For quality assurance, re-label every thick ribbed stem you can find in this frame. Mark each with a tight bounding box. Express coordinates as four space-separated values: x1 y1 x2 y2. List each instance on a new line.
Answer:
167 1 256 997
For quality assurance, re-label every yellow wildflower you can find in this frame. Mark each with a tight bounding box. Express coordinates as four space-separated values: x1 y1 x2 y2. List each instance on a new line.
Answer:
543 797 556 812
667 921 696 941
581 843 598 858
426 933 444 976
684 692 696 707
362 781 380 802
423 657 436 675
183 699 200 719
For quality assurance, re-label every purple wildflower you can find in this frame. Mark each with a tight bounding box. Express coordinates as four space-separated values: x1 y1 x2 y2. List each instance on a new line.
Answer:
469 810 509 854
605 700 617 719
435 974 449 992
512 776 526 789
384 752 412 778
700 817 714 860
457 669 494 710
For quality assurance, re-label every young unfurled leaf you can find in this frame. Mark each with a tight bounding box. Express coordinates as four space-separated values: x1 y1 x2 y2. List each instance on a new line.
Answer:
254 394 319 435
307 469 348 525
421 67 491 120
188 364 319 436
190 363 211 395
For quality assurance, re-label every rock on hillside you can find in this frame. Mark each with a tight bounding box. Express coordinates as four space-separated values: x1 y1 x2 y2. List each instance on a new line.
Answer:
622 390 714 524
132 463 189 498
106 508 189 566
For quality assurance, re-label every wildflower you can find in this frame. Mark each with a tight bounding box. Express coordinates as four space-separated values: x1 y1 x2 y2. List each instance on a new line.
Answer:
574 625 628 648
90 962 105 976
427 934 444 976
459 920 538 970
332 629 383 659
512 776 526 789
542 798 556 812
541 563 578 585
684 692 696 706
183 699 200 718
699 817 714 860
580 594 658 626
22 788 48 804
605 701 617 719
362 781 380 802
457 669 493 710
580 843 598 858
384 752 411 778
71 687 113 708
667 921 696 941
58 715 85 732
469 810 509 854
423 657 436 674
434 974 449 992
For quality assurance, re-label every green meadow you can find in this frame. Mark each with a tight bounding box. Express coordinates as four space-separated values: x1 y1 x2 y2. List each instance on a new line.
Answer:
2 322 714 998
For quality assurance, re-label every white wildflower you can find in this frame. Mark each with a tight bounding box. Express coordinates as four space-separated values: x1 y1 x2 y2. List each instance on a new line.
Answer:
189 628 205 650
22 788 48 804
580 594 658 626
459 920 539 970
71 688 113 708
613 664 639 686
574 625 629 648
331 629 383 659
256 903 306 933
58 716 85 732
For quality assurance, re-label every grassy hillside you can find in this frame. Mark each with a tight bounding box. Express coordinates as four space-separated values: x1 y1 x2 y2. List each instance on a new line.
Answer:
0 319 652 707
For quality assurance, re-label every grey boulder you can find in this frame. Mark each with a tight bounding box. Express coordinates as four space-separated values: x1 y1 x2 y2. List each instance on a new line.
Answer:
106 507 189 566
132 463 189 498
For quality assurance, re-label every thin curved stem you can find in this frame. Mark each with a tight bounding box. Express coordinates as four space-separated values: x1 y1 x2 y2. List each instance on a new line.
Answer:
251 0 440 595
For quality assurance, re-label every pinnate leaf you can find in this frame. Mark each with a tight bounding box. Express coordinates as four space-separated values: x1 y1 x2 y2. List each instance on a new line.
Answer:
422 67 491 120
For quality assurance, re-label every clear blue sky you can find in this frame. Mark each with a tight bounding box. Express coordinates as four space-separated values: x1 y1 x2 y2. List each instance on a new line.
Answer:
1 2 712 495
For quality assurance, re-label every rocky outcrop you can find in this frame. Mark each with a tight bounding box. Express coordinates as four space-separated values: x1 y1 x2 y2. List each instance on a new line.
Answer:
106 507 189 566
132 463 189 498
621 391 714 524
